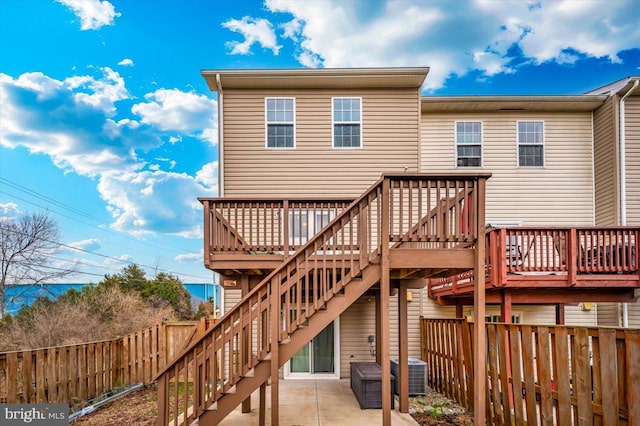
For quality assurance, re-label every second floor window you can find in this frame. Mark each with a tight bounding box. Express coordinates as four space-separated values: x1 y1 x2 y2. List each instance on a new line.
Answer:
266 97 295 148
456 121 482 167
518 121 544 167
333 97 361 148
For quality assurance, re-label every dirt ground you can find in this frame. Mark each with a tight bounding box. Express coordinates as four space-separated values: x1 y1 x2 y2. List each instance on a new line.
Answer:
409 388 474 426
72 384 472 425
72 384 157 426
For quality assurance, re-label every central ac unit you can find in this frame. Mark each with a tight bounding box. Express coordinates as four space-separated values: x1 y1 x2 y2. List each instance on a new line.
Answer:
390 357 428 396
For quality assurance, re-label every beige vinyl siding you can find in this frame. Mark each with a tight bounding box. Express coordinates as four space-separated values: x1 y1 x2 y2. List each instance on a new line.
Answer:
421 112 594 225
597 303 621 327
625 96 640 225
593 96 619 225
628 304 640 328
223 89 420 198
564 305 598 326
339 291 423 378
420 290 457 319
223 288 241 314
460 304 596 326
339 299 376 378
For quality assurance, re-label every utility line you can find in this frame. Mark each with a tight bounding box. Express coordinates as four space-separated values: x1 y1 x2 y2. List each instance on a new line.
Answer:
1 226 212 281
0 177 204 256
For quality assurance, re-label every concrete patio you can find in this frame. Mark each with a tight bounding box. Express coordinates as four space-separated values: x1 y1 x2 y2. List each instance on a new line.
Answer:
219 379 419 425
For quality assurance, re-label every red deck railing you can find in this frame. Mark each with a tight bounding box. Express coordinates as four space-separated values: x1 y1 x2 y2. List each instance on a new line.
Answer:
429 226 640 297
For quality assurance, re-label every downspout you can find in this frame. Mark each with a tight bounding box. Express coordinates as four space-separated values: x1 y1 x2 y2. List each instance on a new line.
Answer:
619 79 638 328
216 73 224 197
215 74 225 315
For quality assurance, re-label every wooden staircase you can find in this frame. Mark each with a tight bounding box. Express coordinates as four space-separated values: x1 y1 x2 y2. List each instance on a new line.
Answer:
156 173 489 426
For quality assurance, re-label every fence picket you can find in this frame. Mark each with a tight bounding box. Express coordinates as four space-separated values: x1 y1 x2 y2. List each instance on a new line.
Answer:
0 320 210 407
420 319 636 425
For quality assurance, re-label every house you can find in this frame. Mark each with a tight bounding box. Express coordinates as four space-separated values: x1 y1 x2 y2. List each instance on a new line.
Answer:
156 67 640 426
588 77 640 327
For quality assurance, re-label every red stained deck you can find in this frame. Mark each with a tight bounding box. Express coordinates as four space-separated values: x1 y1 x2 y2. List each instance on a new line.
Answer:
428 227 640 305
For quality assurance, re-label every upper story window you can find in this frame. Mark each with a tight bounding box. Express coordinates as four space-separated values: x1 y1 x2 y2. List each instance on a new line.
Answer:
456 121 482 167
265 97 295 148
332 97 361 148
517 121 544 167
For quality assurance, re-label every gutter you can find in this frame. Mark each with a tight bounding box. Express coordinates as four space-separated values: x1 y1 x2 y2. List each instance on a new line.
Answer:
619 79 639 328
215 73 225 315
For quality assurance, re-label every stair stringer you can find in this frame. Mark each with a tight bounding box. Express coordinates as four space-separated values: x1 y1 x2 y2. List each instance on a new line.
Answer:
197 262 382 425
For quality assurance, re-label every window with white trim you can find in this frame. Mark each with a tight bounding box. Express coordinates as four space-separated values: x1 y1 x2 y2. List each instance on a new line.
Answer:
517 121 544 167
266 97 295 148
332 97 361 148
455 121 482 167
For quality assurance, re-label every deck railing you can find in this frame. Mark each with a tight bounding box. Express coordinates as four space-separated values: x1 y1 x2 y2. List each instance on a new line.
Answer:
157 173 489 426
199 198 353 255
429 226 640 295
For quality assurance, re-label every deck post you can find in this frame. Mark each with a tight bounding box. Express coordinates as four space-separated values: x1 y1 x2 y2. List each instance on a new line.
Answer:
380 178 392 426
375 290 382 364
473 177 487 426
456 304 464 319
270 275 280 425
259 382 266 426
556 304 565 325
398 283 409 413
241 275 251 413
500 290 512 323
283 199 289 256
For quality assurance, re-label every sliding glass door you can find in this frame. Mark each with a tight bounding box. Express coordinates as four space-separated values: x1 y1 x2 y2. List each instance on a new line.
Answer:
287 321 338 377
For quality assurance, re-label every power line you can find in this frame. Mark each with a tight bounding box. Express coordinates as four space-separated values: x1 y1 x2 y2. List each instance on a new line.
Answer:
1 225 212 281
0 177 205 259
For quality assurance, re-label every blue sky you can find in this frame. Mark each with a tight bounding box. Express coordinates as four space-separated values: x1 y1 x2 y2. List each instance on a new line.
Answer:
1 0 639 284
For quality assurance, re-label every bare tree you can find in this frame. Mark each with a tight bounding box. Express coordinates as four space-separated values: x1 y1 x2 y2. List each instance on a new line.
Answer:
0 211 76 318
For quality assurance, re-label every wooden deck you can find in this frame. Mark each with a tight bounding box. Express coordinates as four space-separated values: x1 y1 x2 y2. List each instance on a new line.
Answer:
156 174 490 426
428 226 640 305
199 176 484 287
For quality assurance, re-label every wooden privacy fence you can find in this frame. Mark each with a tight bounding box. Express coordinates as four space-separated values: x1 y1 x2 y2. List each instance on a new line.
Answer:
0 318 215 405
420 318 640 425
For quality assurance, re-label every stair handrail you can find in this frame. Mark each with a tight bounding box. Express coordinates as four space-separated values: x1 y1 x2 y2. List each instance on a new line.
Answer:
155 176 386 426
156 177 385 383
155 173 488 425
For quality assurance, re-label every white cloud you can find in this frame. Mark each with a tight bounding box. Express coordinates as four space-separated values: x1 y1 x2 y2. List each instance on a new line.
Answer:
0 70 153 177
1 69 218 237
65 67 128 115
104 254 132 266
0 202 20 216
57 0 120 30
98 169 216 237
222 16 281 55
118 58 134 67
175 249 203 263
195 161 218 191
66 238 101 252
131 89 217 145
261 0 640 90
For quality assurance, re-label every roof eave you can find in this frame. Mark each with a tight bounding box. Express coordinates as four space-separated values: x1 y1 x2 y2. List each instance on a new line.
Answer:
201 67 430 91
420 95 608 112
